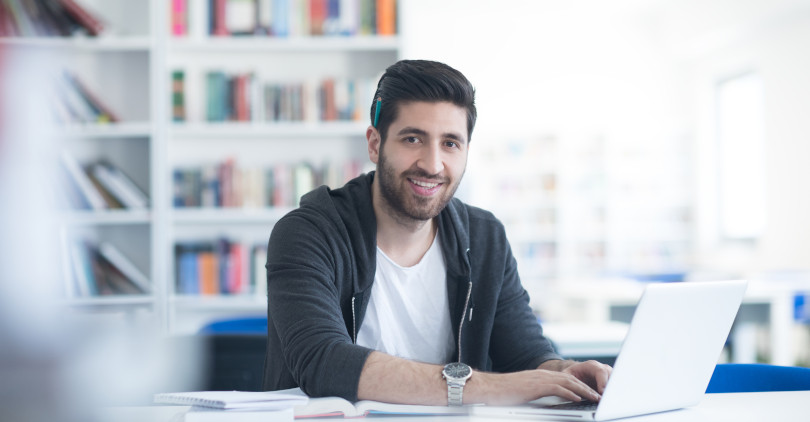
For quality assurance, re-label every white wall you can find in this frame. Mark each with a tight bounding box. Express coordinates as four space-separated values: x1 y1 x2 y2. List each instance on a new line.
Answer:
400 0 681 137
398 0 810 276
686 10 810 273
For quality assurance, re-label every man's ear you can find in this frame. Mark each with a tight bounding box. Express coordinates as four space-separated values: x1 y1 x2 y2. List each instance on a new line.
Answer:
367 125 381 164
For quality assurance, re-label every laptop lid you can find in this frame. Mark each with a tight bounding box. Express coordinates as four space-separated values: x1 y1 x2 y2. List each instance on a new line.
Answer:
473 280 747 421
593 280 747 420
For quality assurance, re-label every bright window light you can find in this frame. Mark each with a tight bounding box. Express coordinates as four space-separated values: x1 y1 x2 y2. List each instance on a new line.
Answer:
716 72 766 240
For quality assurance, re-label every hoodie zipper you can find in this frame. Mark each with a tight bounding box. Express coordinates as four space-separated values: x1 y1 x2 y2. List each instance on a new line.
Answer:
456 248 473 362
351 296 357 344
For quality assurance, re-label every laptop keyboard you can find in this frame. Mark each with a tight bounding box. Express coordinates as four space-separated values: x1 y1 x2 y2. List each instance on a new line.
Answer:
544 401 599 411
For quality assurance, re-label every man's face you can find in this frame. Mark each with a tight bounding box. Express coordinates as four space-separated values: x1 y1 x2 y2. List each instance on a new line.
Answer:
369 101 469 222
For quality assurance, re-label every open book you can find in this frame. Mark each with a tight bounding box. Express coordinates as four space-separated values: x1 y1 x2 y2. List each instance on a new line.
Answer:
279 388 472 418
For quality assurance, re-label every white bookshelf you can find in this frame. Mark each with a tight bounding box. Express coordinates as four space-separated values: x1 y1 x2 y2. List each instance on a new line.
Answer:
161 4 400 334
63 122 154 139
3 0 399 334
9 0 695 335
62 210 152 226
169 35 400 52
64 295 154 307
170 121 370 139
172 208 295 225
0 36 152 50
0 0 163 326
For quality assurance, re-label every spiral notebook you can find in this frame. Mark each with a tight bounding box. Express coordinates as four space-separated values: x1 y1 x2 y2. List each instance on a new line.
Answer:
154 390 307 410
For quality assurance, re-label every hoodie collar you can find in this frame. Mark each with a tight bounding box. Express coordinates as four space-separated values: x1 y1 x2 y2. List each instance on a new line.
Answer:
322 171 472 289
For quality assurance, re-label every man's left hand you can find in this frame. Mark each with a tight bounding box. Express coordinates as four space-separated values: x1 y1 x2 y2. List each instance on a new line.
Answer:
561 360 612 396
539 359 613 397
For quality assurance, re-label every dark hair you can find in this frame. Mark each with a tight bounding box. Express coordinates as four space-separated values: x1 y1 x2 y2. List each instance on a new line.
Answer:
370 60 477 143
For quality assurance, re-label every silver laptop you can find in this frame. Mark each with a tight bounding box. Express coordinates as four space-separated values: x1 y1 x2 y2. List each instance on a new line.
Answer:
474 280 747 421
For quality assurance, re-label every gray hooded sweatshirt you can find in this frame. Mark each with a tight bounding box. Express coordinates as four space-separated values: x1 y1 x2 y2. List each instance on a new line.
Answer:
262 171 560 400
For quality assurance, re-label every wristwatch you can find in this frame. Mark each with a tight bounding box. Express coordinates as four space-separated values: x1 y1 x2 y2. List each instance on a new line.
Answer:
442 362 472 406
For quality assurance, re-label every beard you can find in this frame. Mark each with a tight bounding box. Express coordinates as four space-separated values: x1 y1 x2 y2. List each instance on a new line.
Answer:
376 147 463 222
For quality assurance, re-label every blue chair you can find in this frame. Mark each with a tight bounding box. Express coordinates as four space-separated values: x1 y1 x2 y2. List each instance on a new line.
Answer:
198 316 269 391
198 316 268 335
706 363 810 393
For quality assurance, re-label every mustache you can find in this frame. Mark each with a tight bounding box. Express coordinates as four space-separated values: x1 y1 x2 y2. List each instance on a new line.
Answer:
402 169 449 184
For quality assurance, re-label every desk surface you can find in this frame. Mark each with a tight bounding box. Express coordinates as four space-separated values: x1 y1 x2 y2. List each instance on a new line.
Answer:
98 391 810 422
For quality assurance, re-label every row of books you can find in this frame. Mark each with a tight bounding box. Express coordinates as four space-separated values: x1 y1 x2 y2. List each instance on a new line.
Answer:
0 0 104 37
62 235 151 298
53 70 119 124
175 239 267 296
171 0 396 38
186 70 376 123
173 159 364 208
59 150 149 211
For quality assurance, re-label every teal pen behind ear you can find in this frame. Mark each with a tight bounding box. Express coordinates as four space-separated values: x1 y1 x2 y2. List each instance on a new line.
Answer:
373 97 381 127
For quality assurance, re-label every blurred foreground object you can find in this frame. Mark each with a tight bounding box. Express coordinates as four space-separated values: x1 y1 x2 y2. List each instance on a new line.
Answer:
0 44 201 421
0 42 77 422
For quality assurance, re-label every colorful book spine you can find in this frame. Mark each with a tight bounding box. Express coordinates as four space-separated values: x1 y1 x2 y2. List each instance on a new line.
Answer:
309 0 326 35
252 245 267 297
86 170 125 209
256 0 272 34
375 0 394 35
172 70 186 122
89 162 149 209
206 71 228 121
272 0 290 36
211 0 229 35
323 0 339 35
321 78 337 121
58 0 104 36
44 0 81 35
172 0 188 36
228 243 245 294
98 242 151 293
59 150 108 210
177 244 201 295
233 73 251 121
0 0 101 37
69 239 97 296
199 250 219 295
6 0 37 36
358 0 374 35
61 71 120 123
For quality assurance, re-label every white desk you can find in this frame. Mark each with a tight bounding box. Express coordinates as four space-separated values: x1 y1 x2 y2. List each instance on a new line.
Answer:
98 391 810 421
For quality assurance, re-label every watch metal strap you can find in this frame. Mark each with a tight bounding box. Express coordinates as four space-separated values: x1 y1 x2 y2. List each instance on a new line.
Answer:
447 381 464 406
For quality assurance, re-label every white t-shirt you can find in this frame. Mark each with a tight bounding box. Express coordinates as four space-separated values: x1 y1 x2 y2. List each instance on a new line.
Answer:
356 234 455 364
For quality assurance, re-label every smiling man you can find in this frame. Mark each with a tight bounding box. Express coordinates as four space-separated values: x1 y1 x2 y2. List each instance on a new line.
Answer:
262 60 611 406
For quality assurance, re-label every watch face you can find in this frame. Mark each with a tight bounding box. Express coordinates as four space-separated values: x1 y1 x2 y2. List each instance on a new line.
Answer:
443 362 472 379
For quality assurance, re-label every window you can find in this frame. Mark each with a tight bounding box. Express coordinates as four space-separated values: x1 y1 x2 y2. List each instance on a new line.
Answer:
716 72 766 240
